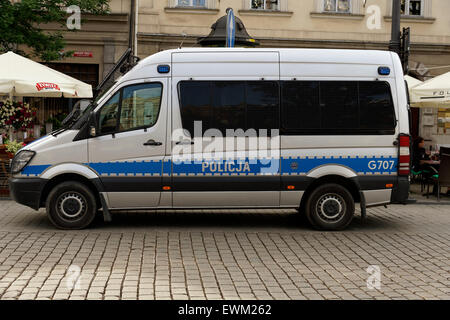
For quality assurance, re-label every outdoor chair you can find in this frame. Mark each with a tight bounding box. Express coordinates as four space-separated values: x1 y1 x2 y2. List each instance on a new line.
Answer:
436 147 450 201
411 169 426 192
425 147 450 201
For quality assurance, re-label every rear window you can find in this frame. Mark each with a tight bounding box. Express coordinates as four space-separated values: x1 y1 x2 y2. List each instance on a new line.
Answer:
358 82 396 131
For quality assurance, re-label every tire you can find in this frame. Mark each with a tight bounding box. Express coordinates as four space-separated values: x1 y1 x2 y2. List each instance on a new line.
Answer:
305 183 355 231
295 206 310 226
46 181 97 230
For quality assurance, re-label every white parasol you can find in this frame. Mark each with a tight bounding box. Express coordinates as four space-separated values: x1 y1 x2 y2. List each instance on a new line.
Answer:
0 51 92 98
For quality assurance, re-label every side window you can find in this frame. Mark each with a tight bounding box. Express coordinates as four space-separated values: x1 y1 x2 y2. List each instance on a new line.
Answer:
99 92 120 134
246 81 279 132
281 80 396 135
212 82 246 134
282 81 320 130
179 82 212 137
179 81 280 137
359 81 396 131
119 83 162 132
320 81 358 130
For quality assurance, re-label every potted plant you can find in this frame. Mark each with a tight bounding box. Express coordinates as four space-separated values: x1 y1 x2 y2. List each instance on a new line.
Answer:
4 140 26 159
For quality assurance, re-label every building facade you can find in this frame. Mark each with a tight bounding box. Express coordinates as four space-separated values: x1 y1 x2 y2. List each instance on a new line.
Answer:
43 0 450 144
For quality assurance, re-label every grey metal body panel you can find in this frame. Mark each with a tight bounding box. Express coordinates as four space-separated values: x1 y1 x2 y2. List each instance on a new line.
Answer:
104 192 161 209
363 189 392 207
172 191 280 208
280 191 304 207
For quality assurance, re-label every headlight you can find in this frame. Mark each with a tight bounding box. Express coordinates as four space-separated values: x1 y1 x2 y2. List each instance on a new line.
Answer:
11 150 35 174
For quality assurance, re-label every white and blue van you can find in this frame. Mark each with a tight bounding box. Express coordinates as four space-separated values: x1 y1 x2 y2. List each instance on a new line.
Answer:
9 48 411 230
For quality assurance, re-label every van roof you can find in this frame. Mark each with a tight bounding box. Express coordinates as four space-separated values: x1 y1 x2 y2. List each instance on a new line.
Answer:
140 47 394 64
118 47 397 84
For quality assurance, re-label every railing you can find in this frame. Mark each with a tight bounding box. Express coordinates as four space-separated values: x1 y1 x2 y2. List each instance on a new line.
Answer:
167 0 216 10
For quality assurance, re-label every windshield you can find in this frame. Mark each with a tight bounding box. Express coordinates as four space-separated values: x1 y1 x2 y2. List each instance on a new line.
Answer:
69 80 118 130
71 102 96 130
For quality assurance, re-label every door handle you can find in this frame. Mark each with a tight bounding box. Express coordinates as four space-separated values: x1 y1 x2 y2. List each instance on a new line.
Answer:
143 139 162 146
176 140 194 145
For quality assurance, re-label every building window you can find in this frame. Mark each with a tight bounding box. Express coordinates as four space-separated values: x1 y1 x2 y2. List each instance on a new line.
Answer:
251 0 280 11
323 0 351 13
177 0 206 7
401 0 423 16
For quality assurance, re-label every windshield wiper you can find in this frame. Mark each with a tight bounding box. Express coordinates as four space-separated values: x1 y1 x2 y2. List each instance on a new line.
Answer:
51 115 82 137
51 126 68 137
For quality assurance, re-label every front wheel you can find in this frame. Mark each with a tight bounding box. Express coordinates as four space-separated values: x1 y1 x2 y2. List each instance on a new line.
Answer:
46 181 97 229
305 183 355 231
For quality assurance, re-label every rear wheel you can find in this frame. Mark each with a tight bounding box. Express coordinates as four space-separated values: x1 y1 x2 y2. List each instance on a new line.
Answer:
46 181 97 229
305 183 355 230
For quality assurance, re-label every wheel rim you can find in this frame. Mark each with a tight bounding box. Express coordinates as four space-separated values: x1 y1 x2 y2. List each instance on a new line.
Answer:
316 193 346 222
56 192 87 221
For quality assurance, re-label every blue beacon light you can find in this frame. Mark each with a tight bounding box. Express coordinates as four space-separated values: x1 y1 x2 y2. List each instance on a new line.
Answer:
157 65 170 73
378 66 390 76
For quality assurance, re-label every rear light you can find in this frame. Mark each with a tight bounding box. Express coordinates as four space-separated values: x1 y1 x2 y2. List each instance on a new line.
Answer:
398 135 410 176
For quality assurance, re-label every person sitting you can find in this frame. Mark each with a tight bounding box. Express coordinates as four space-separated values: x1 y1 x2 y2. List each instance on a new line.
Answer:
412 137 445 195
412 137 439 173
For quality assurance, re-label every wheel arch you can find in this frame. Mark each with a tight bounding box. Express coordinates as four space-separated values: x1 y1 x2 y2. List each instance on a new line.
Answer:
40 173 102 209
300 174 361 212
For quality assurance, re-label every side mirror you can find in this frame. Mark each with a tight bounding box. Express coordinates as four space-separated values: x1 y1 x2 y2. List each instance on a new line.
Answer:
88 111 97 137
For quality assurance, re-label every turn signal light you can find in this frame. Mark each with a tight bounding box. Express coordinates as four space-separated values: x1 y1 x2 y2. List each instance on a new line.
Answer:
287 185 295 190
162 186 171 191
385 184 393 188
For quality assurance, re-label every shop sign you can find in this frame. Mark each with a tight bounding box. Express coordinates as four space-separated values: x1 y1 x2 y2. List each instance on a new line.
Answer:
36 82 60 91
73 51 93 58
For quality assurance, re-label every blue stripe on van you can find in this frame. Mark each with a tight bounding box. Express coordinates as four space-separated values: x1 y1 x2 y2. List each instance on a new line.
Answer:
88 161 162 176
162 159 172 175
21 164 51 176
281 156 397 175
19 156 398 177
172 158 279 176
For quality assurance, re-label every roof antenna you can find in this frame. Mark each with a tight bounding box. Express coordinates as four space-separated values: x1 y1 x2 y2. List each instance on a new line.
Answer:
179 32 187 49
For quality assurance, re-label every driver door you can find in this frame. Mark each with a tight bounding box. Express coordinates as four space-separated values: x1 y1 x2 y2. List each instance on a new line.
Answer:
88 79 168 209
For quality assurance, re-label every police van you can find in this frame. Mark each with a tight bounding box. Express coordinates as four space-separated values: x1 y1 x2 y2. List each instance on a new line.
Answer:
9 48 411 230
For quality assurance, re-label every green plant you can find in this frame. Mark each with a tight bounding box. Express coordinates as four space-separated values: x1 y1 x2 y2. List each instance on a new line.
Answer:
5 140 26 155
0 0 109 61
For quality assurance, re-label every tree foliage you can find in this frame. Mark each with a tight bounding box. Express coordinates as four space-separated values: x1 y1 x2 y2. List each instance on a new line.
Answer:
0 0 109 61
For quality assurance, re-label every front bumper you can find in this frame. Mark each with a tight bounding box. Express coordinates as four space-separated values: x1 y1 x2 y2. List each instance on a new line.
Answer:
9 177 46 210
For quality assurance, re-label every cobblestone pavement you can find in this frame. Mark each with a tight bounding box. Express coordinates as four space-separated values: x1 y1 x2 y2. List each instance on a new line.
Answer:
0 200 448 300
